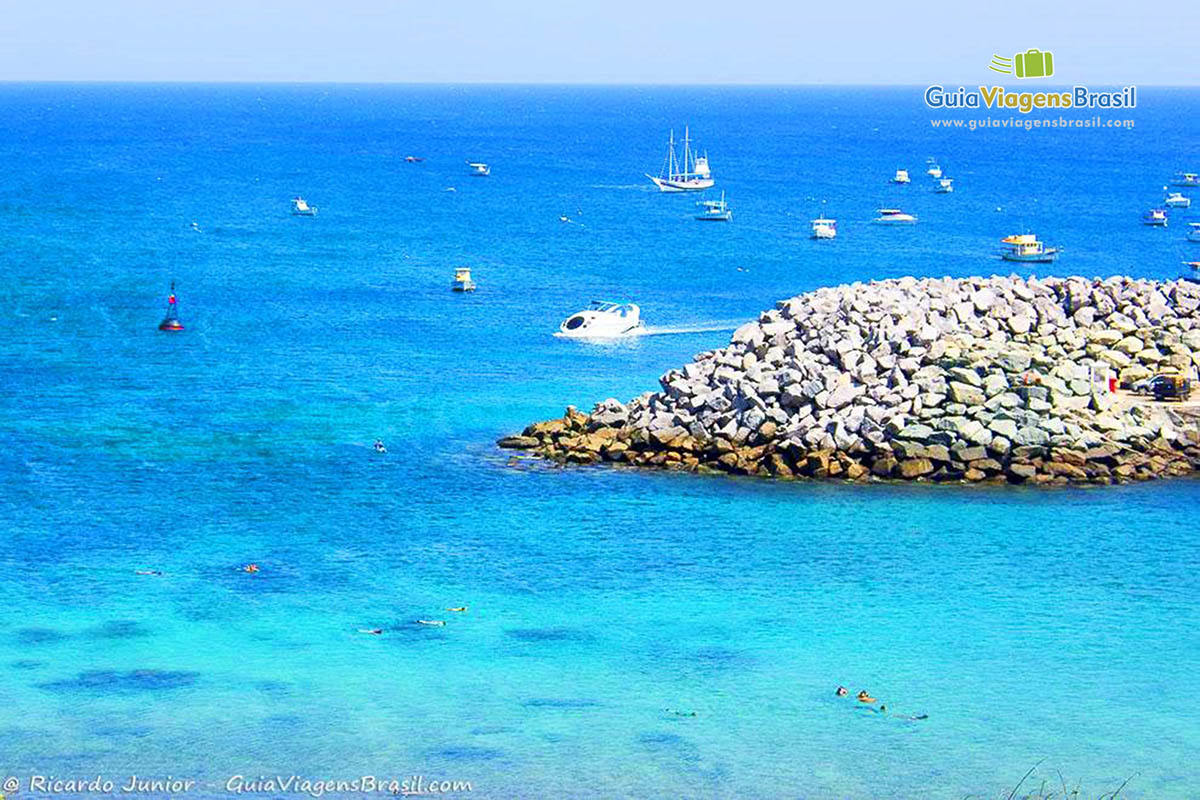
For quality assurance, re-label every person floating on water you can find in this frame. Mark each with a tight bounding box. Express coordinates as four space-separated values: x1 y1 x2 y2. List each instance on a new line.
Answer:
835 686 848 697
358 628 383 635
857 690 877 703
445 606 468 612
373 439 387 453
135 569 162 576
416 619 445 627
243 563 260 574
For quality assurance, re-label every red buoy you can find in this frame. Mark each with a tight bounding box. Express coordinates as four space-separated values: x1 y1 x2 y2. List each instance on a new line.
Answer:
159 282 184 331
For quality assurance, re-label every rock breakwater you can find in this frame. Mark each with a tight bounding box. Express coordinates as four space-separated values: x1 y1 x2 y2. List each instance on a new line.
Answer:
501 276 1200 485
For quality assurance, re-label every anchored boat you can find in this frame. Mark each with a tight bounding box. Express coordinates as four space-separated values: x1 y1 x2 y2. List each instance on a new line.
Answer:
556 301 644 339
1000 234 1059 263
695 192 732 221
1142 208 1169 227
1187 222 1200 242
873 208 916 224
935 177 954 193
891 169 911 184
451 267 476 292
291 197 317 216
647 127 713 192
1171 172 1200 188
1165 192 1191 209
811 218 837 239
926 158 942 178
467 161 490 176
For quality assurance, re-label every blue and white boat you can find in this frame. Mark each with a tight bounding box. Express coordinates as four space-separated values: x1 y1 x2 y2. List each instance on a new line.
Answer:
1188 222 1200 242
934 177 954 193
873 208 916 224
291 197 317 216
1165 192 1191 209
451 267 476 292
1143 208 1169 227
1171 172 1200 188
1000 234 1058 263
695 192 732 221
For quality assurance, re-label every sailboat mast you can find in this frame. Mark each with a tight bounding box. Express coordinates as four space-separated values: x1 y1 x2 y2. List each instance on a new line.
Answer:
668 129 677 179
682 126 691 177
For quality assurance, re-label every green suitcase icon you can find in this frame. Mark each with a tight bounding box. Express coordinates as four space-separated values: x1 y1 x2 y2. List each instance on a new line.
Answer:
1014 48 1054 79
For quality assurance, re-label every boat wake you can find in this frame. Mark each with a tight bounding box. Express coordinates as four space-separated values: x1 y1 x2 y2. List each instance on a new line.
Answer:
637 322 739 336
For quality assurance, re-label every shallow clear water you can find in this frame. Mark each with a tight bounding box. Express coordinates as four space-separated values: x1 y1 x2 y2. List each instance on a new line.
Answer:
0 84 1198 799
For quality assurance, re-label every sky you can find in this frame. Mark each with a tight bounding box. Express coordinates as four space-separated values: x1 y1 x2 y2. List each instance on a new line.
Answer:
0 0 1195 84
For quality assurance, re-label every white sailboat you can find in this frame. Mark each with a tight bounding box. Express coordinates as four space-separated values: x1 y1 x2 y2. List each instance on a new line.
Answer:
646 127 714 192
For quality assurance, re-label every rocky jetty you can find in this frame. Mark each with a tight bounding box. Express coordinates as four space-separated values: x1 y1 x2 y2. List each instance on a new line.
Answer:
501 276 1200 485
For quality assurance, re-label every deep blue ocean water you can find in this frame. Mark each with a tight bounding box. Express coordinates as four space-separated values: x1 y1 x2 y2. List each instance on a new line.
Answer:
0 84 1198 799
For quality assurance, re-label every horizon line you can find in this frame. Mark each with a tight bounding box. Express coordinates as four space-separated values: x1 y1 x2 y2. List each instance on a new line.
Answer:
0 79 1185 88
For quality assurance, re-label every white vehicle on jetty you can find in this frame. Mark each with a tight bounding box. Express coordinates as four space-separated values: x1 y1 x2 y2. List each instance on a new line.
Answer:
556 301 644 339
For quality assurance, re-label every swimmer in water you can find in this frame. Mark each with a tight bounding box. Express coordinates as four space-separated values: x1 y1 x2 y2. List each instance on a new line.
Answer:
857 690 877 703
446 606 468 613
358 628 383 635
664 709 697 717
135 570 162 576
243 563 260 574
416 619 445 627
836 686 848 697
373 439 387 453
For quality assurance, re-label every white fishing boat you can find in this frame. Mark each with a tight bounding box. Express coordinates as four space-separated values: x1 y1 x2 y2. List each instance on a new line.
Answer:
1171 172 1200 188
1000 233 1059 263
646 127 713 192
811 218 837 239
695 192 731 221
467 161 490 176
556 301 644 339
873 208 916 224
1142 208 1169 227
926 158 942 178
451 267 476 292
935 177 954 193
891 169 911 184
1165 192 1191 208
1188 222 1200 242
291 197 317 216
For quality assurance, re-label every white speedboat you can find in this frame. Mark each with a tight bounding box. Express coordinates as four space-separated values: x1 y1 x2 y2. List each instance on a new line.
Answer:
873 208 916 224
451 267 476 292
647 127 714 192
891 169 911 184
695 192 731 221
935 178 954 193
556 301 644 338
291 197 317 216
926 158 942 178
1165 192 1191 208
811 218 837 239
1188 222 1200 242
1142 208 1169 227
468 161 490 176
1000 234 1059 263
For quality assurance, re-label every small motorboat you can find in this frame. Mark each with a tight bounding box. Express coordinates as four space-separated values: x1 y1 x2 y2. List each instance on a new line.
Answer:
451 267 476 292
695 191 732 221
891 169 911 184
1171 172 1200 188
1142 208 1169 227
934 177 954 193
1165 192 1191 208
1188 222 1200 242
1000 234 1059 263
158 282 184 332
556 301 644 339
926 158 942 178
1182 261 1200 284
873 208 917 224
291 197 317 216
404 156 425 163
811 218 837 239
467 161 490 176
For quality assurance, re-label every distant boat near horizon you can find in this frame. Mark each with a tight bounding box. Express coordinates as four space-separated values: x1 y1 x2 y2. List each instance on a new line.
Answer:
891 169 911 185
935 177 954 193
647 126 713 192
468 161 490 176
811 218 837 239
404 155 425 163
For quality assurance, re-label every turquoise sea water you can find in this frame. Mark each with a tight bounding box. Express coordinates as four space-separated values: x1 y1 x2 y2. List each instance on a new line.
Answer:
1 84 1198 799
